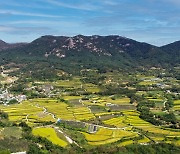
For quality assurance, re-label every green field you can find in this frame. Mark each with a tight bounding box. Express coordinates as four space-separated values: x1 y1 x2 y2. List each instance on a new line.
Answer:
2 127 22 139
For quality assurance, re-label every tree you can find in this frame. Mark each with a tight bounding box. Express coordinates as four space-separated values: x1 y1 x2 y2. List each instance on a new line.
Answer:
9 99 18 104
27 144 42 154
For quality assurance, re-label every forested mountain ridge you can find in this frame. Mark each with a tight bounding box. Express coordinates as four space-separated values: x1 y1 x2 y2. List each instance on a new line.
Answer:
0 39 26 51
161 40 180 55
1 35 159 57
0 35 179 73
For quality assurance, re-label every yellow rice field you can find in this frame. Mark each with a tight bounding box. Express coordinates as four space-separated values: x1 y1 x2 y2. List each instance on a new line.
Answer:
103 116 127 128
81 127 138 145
32 127 68 147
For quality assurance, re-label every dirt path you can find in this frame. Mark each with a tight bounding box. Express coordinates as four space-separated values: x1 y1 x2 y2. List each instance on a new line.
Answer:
35 103 132 130
79 99 84 106
42 106 57 120
25 114 29 122
54 126 82 148
34 104 57 120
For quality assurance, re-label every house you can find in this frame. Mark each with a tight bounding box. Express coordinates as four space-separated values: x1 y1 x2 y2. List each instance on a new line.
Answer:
57 118 61 123
88 124 98 133
42 85 54 94
106 103 116 107
17 95 27 102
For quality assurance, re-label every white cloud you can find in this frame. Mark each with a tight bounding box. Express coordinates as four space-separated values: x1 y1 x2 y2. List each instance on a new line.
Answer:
0 25 55 35
0 25 14 32
43 0 99 11
0 9 62 18
7 20 80 27
1 0 52 9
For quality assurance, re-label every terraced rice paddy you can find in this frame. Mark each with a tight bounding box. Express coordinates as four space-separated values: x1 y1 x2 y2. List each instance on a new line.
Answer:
83 97 131 108
54 78 82 88
32 127 68 147
122 110 180 138
103 116 127 128
95 111 121 117
84 83 101 93
63 96 82 101
1 97 179 147
31 98 75 121
0 101 44 125
81 127 138 145
84 100 107 107
138 81 157 86
33 99 94 121
68 107 95 121
28 114 56 123
173 100 180 111
102 97 130 105
118 140 133 146
0 98 96 127
137 136 150 144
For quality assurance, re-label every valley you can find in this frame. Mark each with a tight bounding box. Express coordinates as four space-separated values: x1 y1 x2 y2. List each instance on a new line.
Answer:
0 62 179 153
0 0 180 153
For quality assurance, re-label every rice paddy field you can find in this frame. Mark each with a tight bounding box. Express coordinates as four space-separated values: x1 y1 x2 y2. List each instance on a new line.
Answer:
137 136 150 144
32 127 68 147
137 75 162 86
103 116 127 128
54 78 82 88
81 127 138 145
118 140 134 146
0 98 96 126
0 101 45 126
0 96 179 148
83 83 101 93
173 100 180 111
122 110 180 145
102 97 131 105
63 95 82 101
0 65 180 154
95 111 121 117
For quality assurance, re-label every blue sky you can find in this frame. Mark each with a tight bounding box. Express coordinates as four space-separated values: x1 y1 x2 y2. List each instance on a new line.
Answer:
0 0 180 46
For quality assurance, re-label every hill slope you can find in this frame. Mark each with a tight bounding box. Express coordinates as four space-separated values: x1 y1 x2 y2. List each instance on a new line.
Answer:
0 40 27 51
161 41 180 54
0 35 179 73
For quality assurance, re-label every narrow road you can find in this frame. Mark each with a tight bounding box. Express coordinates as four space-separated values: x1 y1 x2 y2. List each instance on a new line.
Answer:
34 104 57 120
54 126 82 148
33 102 132 131
163 100 167 108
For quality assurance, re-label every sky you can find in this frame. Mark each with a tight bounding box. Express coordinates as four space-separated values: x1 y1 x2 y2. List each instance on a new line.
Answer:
0 0 180 46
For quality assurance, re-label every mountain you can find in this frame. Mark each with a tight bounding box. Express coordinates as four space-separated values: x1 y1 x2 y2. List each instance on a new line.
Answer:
0 35 179 73
12 35 158 58
0 40 9 51
161 41 180 54
0 40 26 51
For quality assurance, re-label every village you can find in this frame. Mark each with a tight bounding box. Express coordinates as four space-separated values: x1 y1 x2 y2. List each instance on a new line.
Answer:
0 64 179 153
